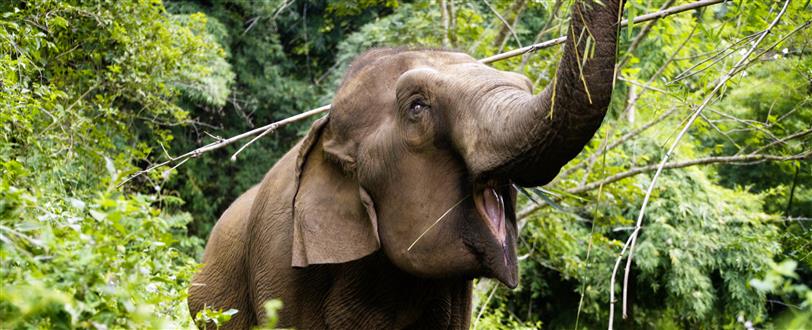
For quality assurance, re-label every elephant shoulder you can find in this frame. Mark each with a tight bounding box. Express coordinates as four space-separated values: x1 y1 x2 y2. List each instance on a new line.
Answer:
202 185 259 260
249 144 300 233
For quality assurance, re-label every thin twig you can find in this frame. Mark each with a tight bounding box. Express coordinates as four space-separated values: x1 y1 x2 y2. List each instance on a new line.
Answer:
619 22 698 114
474 281 499 329
608 1 791 328
407 195 470 251
556 107 679 185
230 105 329 160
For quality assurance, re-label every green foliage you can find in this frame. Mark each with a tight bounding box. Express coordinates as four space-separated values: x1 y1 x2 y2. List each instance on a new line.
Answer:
192 299 281 330
194 306 239 330
750 260 812 328
710 57 812 215
1 170 201 328
1 0 223 327
448 0 811 328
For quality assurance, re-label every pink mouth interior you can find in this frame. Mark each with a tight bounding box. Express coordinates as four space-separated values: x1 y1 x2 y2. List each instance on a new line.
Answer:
479 187 506 244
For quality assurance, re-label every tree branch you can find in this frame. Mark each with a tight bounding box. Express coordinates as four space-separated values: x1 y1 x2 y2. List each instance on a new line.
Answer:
573 152 811 195
555 106 679 185
492 0 528 52
516 151 811 221
118 105 330 187
747 127 812 156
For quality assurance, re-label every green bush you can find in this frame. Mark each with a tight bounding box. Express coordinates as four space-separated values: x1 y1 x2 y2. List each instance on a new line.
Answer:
1 168 201 328
1 0 226 327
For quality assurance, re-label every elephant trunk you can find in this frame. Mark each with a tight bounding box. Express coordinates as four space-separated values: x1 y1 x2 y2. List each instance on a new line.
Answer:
462 0 622 186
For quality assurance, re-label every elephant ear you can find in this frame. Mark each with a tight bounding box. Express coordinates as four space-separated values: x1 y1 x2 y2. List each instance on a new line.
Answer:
291 116 380 268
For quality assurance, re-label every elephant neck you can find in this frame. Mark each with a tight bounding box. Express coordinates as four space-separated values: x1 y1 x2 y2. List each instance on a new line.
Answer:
322 252 473 329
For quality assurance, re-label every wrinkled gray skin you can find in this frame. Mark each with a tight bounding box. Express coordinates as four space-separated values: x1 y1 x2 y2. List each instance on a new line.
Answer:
189 0 622 328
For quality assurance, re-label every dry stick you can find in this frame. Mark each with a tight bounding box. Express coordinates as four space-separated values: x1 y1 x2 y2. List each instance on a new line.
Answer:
669 17 809 85
704 107 782 142
668 33 761 83
607 1 791 328
121 0 727 186
407 195 470 251
229 105 330 160
727 19 812 79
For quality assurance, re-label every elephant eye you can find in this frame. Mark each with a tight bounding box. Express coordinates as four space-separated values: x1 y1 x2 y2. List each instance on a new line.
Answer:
407 100 430 120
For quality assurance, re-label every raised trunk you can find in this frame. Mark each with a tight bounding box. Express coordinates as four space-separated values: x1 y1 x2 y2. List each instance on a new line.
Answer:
465 0 622 186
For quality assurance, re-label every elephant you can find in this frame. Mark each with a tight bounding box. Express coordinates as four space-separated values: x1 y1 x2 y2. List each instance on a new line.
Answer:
188 0 622 328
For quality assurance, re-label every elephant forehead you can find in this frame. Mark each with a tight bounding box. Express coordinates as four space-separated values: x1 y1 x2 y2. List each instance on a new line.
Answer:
440 63 534 92
332 51 467 109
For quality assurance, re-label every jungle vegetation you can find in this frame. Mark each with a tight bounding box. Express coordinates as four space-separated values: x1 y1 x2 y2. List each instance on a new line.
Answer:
1 0 810 328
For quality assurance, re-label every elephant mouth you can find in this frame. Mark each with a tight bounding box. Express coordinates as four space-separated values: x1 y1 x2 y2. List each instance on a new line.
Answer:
474 180 509 247
473 179 518 287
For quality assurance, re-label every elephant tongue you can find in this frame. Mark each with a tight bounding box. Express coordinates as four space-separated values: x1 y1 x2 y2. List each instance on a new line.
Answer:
478 185 518 288
482 187 506 244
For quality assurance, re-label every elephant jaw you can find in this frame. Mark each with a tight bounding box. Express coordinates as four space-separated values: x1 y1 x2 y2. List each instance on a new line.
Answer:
474 180 518 288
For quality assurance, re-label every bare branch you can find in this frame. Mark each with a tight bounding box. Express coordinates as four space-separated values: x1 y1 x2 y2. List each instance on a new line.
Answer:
483 0 523 52
489 0 528 52
439 0 451 47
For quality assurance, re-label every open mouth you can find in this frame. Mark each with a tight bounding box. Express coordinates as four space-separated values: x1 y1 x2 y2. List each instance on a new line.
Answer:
472 179 518 286
473 179 514 248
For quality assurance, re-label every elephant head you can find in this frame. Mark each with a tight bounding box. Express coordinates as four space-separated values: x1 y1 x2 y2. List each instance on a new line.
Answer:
291 0 621 288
